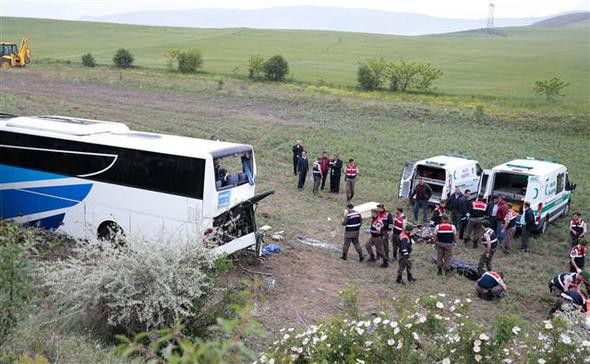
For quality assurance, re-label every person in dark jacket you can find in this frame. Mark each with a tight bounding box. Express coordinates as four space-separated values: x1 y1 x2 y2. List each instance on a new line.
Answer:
521 201 535 252
297 151 309 191
410 178 433 224
476 271 507 301
329 154 343 193
341 204 365 261
547 289 588 319
396 224 416 284
450 189 471 240
486 196 500 231
292 140 304 175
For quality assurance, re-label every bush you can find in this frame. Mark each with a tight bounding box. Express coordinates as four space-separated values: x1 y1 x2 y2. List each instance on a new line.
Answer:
113 48 134 69
260 291 590 363
165 49 203 73
393 60 420 92
81 53 96 67
248 54 265 80
262 55 289 82
41 235 217 336
415 63 443 93
0 222 35 343
534 77 570 102
357 63 380 91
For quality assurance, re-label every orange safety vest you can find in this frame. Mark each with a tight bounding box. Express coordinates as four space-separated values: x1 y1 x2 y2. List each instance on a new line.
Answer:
345 164 358 178
394 214 406 232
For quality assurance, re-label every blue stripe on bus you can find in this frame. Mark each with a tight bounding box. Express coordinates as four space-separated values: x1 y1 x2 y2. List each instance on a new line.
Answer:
0 183 92 219
0 164 65 183
23 213 66 229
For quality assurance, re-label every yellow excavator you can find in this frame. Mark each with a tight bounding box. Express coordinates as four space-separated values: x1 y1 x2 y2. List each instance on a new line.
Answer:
0 37 31 68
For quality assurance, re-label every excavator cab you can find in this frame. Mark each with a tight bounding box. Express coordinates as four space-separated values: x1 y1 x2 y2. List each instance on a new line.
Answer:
1 38 30 68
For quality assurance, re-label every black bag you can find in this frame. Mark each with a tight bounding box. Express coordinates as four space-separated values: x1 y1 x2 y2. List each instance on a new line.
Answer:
431 255 481 281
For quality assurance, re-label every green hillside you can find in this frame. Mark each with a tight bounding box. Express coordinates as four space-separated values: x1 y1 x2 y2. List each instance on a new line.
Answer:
1 17 589 105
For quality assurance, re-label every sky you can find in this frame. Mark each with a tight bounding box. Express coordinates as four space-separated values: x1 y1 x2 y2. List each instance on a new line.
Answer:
0 0 588 20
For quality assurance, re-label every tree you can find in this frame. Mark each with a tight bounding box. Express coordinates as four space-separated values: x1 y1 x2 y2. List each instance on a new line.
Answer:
247 54 265 80
357 63 380 91
81 53 96 67
113 48 134 69
534 77 570 102
164 49 181 70
395 61 420 92
415 63 443 93
262 55 289 82
177 49 203 73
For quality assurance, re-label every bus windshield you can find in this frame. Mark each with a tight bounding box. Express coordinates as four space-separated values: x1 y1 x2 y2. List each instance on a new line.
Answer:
213 149 254 190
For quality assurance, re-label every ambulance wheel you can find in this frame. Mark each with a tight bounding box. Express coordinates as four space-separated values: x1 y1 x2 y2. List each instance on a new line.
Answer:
540 219 548 234
98 221 124 245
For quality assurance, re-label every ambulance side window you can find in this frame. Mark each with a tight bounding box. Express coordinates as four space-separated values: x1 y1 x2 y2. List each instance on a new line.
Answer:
556 173 565 193
475 163 483 177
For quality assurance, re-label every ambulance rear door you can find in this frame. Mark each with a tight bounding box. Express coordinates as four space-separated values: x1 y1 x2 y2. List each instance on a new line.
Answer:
398 162 416 198
477 170 491 201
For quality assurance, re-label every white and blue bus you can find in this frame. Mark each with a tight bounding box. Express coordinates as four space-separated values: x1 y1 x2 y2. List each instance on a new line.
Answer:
0 114 273 254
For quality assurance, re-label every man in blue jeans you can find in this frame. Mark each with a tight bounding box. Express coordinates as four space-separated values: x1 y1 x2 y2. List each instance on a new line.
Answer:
410 178 433 224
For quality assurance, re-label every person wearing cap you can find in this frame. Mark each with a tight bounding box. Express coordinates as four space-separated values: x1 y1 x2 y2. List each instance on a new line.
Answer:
502 203 519 255
548 271 590 296
341 204 364 261
365 209 388 268
475 271 507 301
377 203 393 261
570 239 588 273
292 140 304 175
434 215 456 276
569 212 587 247
463 197 487 248
396 223 416 284
410 178 433 224
430 200 447 227
547 289 589 319
392 207 407 260
478 219 498 274
329 153 343 193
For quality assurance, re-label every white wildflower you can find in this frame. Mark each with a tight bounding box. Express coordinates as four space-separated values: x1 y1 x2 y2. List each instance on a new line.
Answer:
283 334 290 340
387 338 395 346
544 321 553 330
355 327 365 335
280 328 285 332
394 327 401 335
435 314 443 320
512 326 521 335
356 359 365 364
364 321 371 327
475 354 482 362
296 347 303 354
373 317 382 324
259 354 268 363
302 338 309 345
405 323 413 329
290 346 297 352
416 315 427 324
383 319 390 325
560 333 572 345
582 340 590 347
450 305 456 312
438 293 446 297
442 359 451 364
357 321 364 327
412 332 420 340
436 301 444 309
365 341 373 347
538 359 546 364
320 334 327 341
269 359 275 364
474 339 482 347
390 321 398 328
288 328 294 332
479 333 490 341
397 342 403 349
466 298 472 303
454 299 461 304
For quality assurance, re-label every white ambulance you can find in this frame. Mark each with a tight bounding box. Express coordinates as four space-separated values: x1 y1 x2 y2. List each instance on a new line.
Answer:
478 158 575 233
399 154 483 204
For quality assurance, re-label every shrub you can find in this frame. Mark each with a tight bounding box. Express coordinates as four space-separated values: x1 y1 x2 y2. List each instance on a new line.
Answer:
41 235 217 336
113 48 134 69
394 60 420 92
0 222 35 343
262 55 289 82
415 63 443 93
178 49 203 73
248 54 265 80
534 77 570 102
357 63 380 91
81 53 96 67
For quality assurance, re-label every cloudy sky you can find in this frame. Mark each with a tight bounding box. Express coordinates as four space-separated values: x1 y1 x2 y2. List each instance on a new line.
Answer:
1 0 588 20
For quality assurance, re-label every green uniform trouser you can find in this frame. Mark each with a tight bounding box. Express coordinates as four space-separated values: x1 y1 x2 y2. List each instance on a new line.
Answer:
343 231 362 257
478 248 496 272
436 242 453 272
346 178 356 201
365 236 384 258
398 254 412 277
392 231 401 258
464 217 483 243
502 227 515 254
476 284 506 301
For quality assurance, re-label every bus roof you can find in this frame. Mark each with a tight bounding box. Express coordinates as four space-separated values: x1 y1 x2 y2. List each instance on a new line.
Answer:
493 159 566 175
0 115 252 159
415 155 477 169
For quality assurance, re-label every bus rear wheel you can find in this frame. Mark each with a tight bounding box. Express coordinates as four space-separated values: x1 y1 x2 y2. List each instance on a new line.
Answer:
97 221 124 244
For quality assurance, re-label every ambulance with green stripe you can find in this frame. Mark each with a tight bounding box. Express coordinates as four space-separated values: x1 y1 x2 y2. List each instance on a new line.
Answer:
478 158 575 234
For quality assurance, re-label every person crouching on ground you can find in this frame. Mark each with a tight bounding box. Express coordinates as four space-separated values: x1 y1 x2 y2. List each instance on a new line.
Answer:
547 289 589 319
478 219 498 274
549 271 590 296
365 209 388 268
476 271 507 301
396 223 416 284
341 204 365 262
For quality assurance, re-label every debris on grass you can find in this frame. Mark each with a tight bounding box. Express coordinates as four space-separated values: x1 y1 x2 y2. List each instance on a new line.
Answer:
297 236 339 251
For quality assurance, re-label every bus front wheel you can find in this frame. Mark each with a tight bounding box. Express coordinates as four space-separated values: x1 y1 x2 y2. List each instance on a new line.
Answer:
97 221 124 243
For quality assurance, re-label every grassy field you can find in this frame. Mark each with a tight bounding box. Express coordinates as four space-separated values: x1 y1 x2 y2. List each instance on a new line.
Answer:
0 17 589 110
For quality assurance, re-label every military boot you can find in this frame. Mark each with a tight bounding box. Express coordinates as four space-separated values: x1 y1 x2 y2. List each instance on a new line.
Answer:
408 273 417 282
368 254 376 262
359 254 365 262
380 259 389 268
437 267 443 276
396 275 405 285
340 254 347 261
472 241 478 249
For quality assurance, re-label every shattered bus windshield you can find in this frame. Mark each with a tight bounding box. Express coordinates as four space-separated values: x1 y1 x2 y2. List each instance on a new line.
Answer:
213 149 254 190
